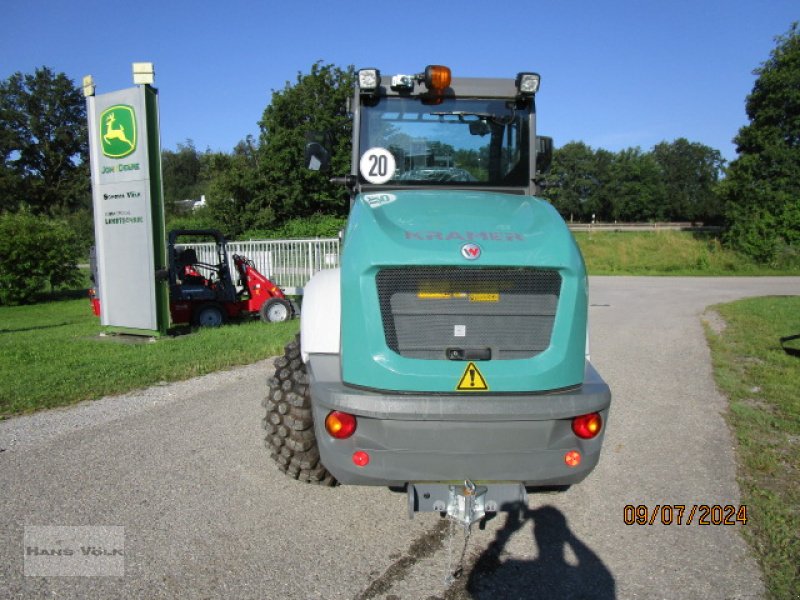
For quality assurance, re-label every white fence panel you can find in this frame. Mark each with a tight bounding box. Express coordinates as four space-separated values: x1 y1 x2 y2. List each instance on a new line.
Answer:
176 238 340 294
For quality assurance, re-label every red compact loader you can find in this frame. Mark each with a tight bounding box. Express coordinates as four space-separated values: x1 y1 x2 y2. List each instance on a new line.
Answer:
89 229 295 327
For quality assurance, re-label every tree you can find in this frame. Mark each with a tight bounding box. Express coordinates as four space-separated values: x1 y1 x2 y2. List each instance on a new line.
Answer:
722 23 800 262
605 148 667 222
544 141 723 224
591 148 616 221
205 138 267 235
652 138 724 223
206 63 355 237
161 139 208 212
545 142 604 222
257 63 354 223
0 67 89 215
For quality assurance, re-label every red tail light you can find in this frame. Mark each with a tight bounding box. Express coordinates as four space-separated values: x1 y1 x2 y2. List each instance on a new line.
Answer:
572 413 603 439
325 411 357 439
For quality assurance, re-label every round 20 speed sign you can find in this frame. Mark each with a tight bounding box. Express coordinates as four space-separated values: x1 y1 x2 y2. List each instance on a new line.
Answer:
359 147 396 184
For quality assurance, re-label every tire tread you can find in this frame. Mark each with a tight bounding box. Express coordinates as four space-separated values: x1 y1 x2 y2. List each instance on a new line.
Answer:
262 334 336 486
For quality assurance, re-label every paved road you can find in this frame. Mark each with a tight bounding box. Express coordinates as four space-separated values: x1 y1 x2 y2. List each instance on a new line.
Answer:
1 277 798 599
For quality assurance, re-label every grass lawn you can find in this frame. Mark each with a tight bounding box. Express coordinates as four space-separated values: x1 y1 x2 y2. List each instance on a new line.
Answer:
577 231 800 275
705 296 800 599
0 298 298 416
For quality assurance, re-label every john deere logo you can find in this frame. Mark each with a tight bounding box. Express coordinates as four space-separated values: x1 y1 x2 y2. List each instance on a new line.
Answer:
100 105 137 158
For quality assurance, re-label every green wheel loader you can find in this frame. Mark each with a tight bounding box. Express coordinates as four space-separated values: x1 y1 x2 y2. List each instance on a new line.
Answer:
264 65 611 528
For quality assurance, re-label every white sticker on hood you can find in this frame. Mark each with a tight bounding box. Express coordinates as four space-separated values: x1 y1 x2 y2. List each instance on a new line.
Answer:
363 193 397 208
360 147 396 184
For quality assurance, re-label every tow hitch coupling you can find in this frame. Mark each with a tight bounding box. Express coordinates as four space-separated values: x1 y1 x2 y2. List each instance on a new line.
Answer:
447 479 488 531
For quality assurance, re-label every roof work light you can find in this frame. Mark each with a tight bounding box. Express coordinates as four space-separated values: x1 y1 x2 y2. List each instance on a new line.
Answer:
516 72 541 95
358 68 381 93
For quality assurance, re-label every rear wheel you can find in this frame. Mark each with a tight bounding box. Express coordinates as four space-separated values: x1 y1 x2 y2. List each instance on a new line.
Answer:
260 298 292 323
263 335 335 485
194 303 226 327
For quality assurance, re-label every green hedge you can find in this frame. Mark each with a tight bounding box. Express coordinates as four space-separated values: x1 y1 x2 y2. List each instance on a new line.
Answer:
0 212 84 305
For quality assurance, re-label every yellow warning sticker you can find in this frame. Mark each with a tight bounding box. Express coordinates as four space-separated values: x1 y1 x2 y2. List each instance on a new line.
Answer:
456 362 489 391
469 293 499 303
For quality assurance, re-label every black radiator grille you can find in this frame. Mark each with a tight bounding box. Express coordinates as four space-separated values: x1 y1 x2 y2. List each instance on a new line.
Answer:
376 267 561 360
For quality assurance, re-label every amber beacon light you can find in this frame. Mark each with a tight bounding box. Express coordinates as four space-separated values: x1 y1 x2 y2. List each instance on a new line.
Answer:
424 65 451 90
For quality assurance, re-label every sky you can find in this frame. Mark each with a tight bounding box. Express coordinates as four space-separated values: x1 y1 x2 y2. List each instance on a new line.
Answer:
1 0 797 162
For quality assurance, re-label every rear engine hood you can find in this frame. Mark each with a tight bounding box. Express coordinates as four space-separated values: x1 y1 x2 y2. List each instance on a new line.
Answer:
346 190 574 266
340 190 588 393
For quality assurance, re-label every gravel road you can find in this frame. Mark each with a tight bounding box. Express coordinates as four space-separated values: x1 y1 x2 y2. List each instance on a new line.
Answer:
1 277 798 599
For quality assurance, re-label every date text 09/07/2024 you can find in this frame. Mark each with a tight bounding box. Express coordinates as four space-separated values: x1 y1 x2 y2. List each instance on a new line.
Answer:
623 504 748 526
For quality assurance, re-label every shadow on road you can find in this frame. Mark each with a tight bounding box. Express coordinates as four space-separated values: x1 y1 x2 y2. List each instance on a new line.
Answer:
458 503 616 599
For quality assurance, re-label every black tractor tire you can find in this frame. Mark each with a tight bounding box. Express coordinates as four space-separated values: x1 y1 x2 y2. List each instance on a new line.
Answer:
263 334 336 486
259 298 293 323
193 303 226 327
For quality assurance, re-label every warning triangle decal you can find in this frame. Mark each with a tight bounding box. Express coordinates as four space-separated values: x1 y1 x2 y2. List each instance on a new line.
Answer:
456 362 489 391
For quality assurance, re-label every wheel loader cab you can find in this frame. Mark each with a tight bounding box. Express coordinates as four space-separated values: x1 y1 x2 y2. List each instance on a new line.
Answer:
348 67 549 196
